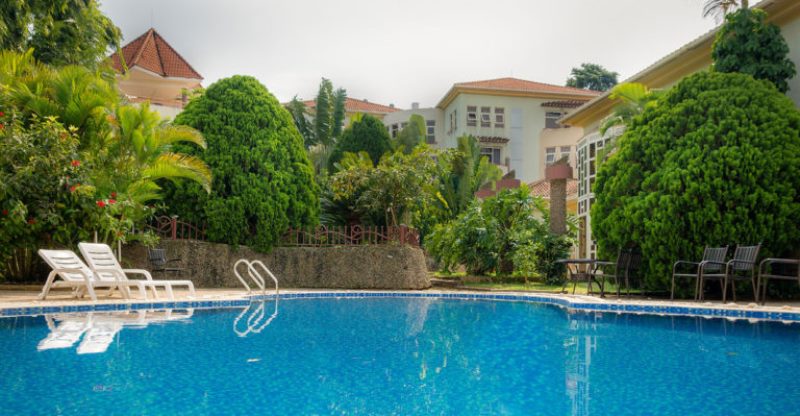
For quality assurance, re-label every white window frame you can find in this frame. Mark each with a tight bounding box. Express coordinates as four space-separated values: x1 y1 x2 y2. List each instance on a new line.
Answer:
467 106 477 127
426 120 436 144
480 107 491 127
546 146 556 165
545 112 563 129
494 107 505 128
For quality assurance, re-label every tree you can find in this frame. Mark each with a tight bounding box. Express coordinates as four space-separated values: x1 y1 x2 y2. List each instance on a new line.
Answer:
703 0 748 21
328 114 393 169
592 71 800 291
0 0 121 67
712 7 796 93
310 78 346 148
285 96 314 147
435 135 502 219
394 114 426 154
165 75 319 251
566 63 618 92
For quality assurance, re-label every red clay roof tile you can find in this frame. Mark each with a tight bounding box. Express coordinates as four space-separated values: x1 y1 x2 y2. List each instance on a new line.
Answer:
303 97 400 114
109 28 202 80
456 77 601 97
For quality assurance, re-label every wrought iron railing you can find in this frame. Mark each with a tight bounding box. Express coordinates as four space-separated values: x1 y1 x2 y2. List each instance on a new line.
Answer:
148 216 207 241
280 225 419 247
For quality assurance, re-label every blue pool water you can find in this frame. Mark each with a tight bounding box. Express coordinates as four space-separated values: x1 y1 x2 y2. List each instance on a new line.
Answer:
1 297 799 415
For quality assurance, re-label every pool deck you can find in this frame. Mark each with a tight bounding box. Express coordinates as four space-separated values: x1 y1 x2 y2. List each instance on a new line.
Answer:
2 286 800 322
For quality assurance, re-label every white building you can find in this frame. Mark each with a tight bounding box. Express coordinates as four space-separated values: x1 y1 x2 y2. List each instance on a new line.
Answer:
383 77 600 183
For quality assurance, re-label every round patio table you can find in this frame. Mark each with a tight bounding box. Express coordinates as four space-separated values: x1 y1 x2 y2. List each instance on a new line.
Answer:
555 258 605 296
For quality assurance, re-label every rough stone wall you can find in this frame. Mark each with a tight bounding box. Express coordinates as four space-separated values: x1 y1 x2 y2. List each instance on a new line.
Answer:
121 240 431 290
550 178 567 235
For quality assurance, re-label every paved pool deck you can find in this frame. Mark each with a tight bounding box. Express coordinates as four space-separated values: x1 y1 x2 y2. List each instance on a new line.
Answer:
1 286 799 322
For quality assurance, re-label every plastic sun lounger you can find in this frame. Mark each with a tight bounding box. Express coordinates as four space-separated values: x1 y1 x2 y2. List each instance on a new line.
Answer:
78 243 196 301
38 249 148 302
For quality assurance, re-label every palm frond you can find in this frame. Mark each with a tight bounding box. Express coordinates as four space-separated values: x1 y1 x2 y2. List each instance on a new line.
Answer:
142 152 212 192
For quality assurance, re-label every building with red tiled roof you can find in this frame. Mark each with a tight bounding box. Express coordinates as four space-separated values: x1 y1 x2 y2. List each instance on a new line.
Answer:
108 28 202 118
303 97 400 117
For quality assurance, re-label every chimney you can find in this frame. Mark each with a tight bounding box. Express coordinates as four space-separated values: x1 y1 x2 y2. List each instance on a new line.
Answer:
411 102 419 110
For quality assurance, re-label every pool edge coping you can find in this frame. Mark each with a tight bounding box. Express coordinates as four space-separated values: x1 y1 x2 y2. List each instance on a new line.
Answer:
1 291 799 323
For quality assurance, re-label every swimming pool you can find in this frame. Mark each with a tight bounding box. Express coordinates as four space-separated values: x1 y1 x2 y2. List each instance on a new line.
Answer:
1 296 799 415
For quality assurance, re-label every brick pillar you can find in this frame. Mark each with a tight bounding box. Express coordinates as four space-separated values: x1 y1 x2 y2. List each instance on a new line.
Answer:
545 161 573 236
550 178 567 235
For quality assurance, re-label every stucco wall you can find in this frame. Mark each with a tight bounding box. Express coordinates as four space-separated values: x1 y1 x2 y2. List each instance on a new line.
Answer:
121 240 431 290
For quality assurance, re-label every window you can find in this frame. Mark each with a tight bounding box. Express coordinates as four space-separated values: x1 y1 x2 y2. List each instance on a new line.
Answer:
480 147 502 164
494 107 505 128
391 123 399 138
426 120 436 144
467 106 477 127
401 122 408 130
559 145 571 163
545 112 563 129
480 107 491 127
546 146 556 165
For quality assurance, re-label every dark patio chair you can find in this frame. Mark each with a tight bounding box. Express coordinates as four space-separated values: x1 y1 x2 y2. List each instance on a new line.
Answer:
593 248 640 297
757 257 800 305
147 248 185 277
670 246 728 300
698 244 760 303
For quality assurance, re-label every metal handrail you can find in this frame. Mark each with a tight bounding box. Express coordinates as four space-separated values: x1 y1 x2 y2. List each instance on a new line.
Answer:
233 259 263 293
249 260 279 295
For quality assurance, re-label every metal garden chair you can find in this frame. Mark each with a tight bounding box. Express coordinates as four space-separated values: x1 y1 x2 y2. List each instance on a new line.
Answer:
147 248 185 277
670 246 728 300
698 244 760 303
757 256 800 305
593 248 640 297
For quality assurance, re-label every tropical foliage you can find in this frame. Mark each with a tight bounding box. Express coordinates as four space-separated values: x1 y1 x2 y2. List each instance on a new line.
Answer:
328 114 393 169
592 71 800 291
712 7 796 93
0 50 210 280
0 0 121 67
164 75 318 252
433 135 502 220
703 0 748 21
427 186 569 280
566 63 618 92
393 114 426 154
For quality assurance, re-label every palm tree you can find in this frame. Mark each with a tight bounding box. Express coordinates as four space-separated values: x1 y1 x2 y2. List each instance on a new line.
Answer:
703 0 749 21
103 103 211 203
596 83 663 165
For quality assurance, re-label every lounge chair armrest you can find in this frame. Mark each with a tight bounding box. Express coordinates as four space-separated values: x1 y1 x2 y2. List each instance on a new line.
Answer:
727 259 756 267
122 269 154 281
673 261 701 272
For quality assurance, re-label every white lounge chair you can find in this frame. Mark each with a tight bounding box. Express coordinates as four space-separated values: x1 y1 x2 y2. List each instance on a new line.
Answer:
38 249 148 301
78 242 196 300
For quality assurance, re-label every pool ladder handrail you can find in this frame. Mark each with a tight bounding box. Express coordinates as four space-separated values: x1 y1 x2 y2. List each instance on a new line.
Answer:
233 259 279 296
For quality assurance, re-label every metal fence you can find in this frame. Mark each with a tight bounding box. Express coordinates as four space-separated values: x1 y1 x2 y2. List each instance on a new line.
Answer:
149 216 207 241
280 225 419 247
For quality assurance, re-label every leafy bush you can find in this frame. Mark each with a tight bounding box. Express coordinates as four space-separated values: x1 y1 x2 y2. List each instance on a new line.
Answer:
712 8 796 93
426 186 567 277
592 71 800 290
328 115 392 169
165 75 319 251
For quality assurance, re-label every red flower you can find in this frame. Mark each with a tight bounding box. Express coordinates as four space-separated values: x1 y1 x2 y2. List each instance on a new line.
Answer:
71 160 81 167
0 124 4 130
27 218 36 225
69 185 78 193
111 192 117 198
1 209 8 216
0 111 5 117
96 200 106 208
108 199 117 205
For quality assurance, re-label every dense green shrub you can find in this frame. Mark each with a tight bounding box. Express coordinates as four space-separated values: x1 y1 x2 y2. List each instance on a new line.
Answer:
592 71 800 291
165 76 319 251
426 186 566 277
712 8 796 93
328 115 392 169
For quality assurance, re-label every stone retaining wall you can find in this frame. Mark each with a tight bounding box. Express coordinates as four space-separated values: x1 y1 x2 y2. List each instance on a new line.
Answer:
121 240 430 290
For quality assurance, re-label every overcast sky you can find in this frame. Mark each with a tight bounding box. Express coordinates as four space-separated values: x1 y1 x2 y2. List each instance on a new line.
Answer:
100 0 718 108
